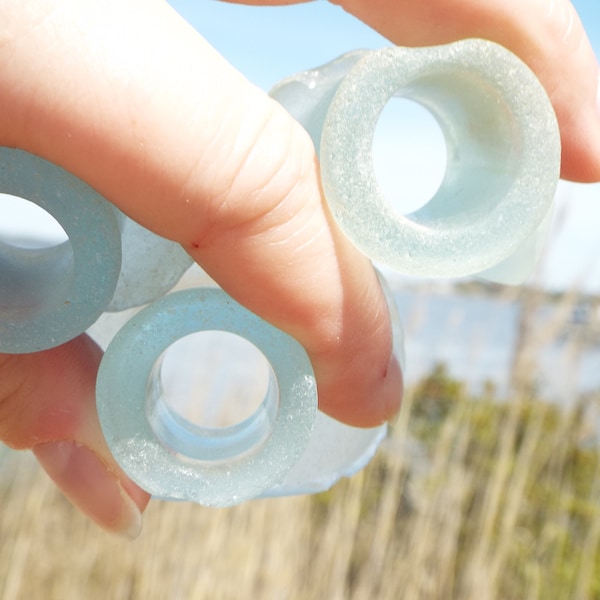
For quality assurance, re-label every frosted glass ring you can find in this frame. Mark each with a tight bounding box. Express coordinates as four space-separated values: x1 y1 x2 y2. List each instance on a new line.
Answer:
0 148 122 353
272 40 560 277
96 288 317 507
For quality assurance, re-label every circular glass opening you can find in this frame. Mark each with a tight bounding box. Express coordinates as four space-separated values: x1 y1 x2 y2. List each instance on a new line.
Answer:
0 194 68 249
372 98 447 216
146 330 279 462
0 195 74 318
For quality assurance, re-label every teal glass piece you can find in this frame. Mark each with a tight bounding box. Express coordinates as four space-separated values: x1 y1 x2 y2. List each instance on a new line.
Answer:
477 205 555 285
96 288 318 507
270 50 368 157
0 147 193 352
0 148 122 353
262 410 387 497
270 40 560 279
107 208 193 311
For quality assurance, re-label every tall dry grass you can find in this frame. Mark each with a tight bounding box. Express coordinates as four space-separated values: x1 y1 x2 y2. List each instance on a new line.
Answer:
1 286 600 599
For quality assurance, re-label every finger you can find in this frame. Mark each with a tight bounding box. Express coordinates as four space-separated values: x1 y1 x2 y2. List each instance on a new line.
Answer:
330 0 600 183
0 0 402 426
0 338 150 537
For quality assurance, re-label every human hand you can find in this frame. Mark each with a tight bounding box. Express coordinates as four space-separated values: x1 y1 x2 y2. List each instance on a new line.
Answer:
0 0 597 537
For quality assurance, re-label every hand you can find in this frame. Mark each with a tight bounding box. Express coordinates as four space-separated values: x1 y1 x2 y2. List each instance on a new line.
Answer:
0 0 597 537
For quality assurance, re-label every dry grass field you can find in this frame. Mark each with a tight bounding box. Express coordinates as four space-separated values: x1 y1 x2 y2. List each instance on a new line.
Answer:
1 287 600 599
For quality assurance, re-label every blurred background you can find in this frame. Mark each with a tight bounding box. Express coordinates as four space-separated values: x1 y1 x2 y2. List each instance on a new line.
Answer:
1 1 600 598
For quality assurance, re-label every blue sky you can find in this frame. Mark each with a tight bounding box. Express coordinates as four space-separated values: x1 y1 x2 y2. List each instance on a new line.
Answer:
167 0 600 292
168 1 599 92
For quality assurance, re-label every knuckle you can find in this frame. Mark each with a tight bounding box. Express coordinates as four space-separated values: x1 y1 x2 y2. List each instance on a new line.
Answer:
187 103 318 248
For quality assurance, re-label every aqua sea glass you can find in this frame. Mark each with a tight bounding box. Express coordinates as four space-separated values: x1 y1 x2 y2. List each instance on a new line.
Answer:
0 148 122 353
96 283 404 505
270 40 561 280
262 409 387 497
0 147 193 352
108 208 193 311
96 288 318 507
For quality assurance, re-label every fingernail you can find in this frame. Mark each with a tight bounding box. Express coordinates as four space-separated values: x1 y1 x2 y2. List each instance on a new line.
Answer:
34 441 142 539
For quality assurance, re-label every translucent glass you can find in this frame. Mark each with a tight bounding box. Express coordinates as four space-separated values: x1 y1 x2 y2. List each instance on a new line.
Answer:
262 271 403 498
108 208 193 311
0 148 122 353
0 148 192 353
270 40 560 280
96 288 318 507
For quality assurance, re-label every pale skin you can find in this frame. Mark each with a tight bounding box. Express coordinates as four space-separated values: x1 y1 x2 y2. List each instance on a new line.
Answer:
0 0 598 537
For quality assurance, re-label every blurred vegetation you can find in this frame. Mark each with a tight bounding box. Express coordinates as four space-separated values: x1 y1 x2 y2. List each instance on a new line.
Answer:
1 360 600 599
404 362 600 599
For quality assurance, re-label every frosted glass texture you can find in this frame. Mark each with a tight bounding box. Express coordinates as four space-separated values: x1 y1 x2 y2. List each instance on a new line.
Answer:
0 148 122 353
96 288 319 507
270 40 560 279
0 147 192 352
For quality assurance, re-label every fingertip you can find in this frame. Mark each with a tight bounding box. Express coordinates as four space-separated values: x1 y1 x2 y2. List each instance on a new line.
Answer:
318 349 404 428
308 267 404 428
555 71 600 183
33 441 149 539
0 338 151 536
